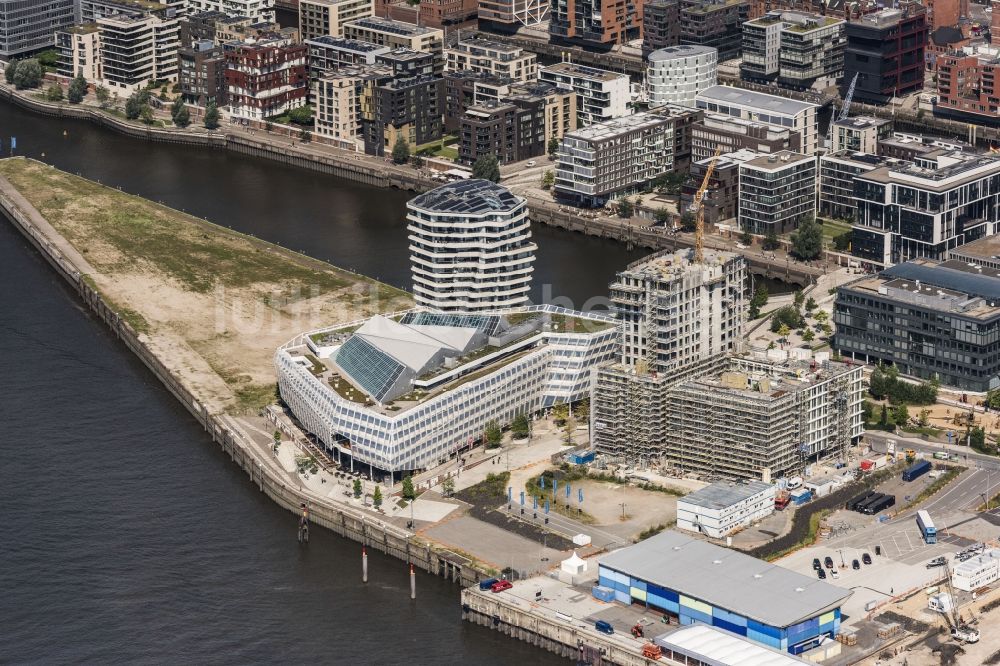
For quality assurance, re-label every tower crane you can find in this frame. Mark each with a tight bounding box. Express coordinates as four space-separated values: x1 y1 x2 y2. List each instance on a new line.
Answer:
691 146 723 264
826 73 859 151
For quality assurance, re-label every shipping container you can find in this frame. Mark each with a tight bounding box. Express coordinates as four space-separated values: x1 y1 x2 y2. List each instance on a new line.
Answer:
903 459 932 482
592 586 615 603
848 491 876 511
855 492 885 513
863 494 896 515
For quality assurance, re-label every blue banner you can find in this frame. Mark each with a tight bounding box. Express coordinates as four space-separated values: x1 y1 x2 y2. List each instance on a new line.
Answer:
533 495 538 510
566 483 571 498
9 136 15 153
553 478 559 494
539 475 545 489
519 491 524 506
578 488 583 504
544 500 550 514
508 486 512 503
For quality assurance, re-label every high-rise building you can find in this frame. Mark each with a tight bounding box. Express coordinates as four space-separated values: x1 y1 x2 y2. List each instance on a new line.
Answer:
226 40 308 120
696 85 819 154
0 0 74 58
550 0 644 46
406 180 536 312
850 151 1000 268
360 49 443 156
643 0 681 56
444 38 537 83
738 151 816 235
741 11 845 90
314 63 392 148
178 39 227 107
299 0 374 41
679 0 749 62
829 116 892 153
342 17 444 73
647 45 718 107
184 0 275 22
843 3 927 105
539 62 630 127
554 113 675 207
478 0 549 31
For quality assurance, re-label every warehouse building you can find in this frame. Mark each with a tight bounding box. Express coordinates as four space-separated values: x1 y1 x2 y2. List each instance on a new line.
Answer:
654 625 811 665
598 531 850 655
677 480 776 539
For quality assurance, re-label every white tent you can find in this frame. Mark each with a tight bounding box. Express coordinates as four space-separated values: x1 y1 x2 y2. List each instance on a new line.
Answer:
561 550 588 575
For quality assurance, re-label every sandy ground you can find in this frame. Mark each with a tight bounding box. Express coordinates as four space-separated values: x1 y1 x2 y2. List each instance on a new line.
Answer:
0 159 411 413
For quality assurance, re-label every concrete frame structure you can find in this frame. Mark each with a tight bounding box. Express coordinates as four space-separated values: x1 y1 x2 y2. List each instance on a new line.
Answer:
647 45 718 107
738 151 816 235
407 180 536 312
677 480 776 538
275 306 619 476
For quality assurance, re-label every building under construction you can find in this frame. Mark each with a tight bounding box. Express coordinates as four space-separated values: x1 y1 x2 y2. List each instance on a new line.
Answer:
591 247 863 479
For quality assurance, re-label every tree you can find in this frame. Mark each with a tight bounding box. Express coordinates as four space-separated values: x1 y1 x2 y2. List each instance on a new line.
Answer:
472 153 501 182
511 413 530 439
95 85 111 109
574 398 589 423
4 59 16 84
970 426 987 451
769 305 804 332
862 399 875 422
740 228 753 246
36 49 58 71
485 420 502 449
821 323 833 337
373 485 383 509
763 228 780 251
203 101 220 129
617 198 634 219
918 409 930 428
299 128 312 143
892 403 909 426
45 84 63 102
353 478 362 499
264 120 274 132
988 389 1000 410
879 404 889 427
547 136 560 157
869 364 887 400
833 230 852 252
12 59 42 90
551 403 569 426
814 310 828 324
790 216 823 260
777 323 791 340
679 210 696 231
410 154 424 168
402 475 416 501
173 104 190 128
170 96 184 119
140 105 154 125
391 136 410 164
748 284 769 319
124 92 144 120
441 477 455 497
654 207 670 226
288 105 313 125
802 328 815 343
793 290 805 309
541 169 555 190
67 74 87 103
805 296 817 313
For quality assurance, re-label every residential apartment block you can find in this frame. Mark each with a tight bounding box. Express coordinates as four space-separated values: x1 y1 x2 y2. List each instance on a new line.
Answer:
443 70 512 132
314 63 391 148
226 40 308 119
359 49 443 156
407 180 536 312
183 0 275 23
935 46 1000 126
679 0 749 62
178 38 227 106
444 38 537 82
540 62 630 127
643 0 680 56
550 0 644 46
843 3 928 105
680 148 758 224
478 0 548 31
0 0 74 58
741 11 845 90
691 112 801 162
647 45 718 107
696 85 819 154
299 0 374 41
834 257 1000 391
305 35 389 86
97 5 180 93
850 151 1000 267
342 17 443 72
830 115 892 153
818 151 890 221
554 113 674 207
55 24 102 81
738 151 816 235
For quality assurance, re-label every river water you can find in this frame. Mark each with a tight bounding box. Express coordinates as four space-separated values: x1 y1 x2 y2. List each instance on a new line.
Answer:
0 101 580 663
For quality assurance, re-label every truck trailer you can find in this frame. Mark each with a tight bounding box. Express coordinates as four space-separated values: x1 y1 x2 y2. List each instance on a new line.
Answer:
903 459 932 482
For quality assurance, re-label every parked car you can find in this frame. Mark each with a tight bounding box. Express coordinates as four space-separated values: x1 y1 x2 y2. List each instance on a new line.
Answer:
824 556 834 569
852 559 861 570
830 569 839 579
595 620 614 635
817 568 827 580
491 580 513 593
862 553 872 565
927 557 947 569
812 558 822 570
479 578 499 591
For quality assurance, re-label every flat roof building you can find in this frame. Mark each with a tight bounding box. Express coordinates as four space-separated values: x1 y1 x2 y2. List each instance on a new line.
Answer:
677 480 776 539
0 0 75 58
299 0 374 41
540 62 631 127
679 0 749 62
644 0 681 57
654 625 811 666
648 45 718 107
691 111 801 163
843 3 927 105
952 549 1000 591
598 531 850 654
696 85 819 154
445 38 537 83
343 17 443 73
741 11 845 90
739 151 816 235
818 151 891 221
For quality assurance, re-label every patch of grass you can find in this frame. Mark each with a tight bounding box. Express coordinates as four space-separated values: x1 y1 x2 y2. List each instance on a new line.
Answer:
525 473 596 524
234 382 278 412
636 521 675 542
118 305 151 334
900 425 945 438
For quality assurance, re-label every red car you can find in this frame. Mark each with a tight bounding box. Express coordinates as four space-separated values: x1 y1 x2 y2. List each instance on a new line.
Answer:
491 580 512 593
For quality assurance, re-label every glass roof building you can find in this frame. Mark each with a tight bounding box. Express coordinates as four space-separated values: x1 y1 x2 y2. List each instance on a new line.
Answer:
407 179 536 313
275 305 618 475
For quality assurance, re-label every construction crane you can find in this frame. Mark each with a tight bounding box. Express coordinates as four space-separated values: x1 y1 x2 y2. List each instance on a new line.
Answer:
825 73 859 151
691 146 723 264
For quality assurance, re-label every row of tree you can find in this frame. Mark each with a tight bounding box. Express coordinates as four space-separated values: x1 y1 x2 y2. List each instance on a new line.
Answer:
868 362 939 405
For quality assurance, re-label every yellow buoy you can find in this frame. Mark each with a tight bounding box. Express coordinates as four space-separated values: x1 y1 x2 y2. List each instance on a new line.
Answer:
63 130 67 136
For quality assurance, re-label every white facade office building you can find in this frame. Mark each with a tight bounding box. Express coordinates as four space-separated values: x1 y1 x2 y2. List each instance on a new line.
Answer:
407 180 536 312
696 85 820 155
540 62 630 127
677 480 776 539
275 306 619 475
184 0 275 22
647 45 718 108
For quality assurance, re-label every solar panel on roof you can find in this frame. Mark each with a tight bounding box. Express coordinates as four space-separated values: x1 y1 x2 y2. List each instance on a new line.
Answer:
335 336 405 402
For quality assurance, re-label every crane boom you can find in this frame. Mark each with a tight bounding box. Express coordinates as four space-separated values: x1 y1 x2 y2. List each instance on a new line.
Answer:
840 73 859 121
692 146 723 264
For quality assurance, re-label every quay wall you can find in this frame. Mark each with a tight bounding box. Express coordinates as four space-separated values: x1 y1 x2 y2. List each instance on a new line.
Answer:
0 181 482 589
